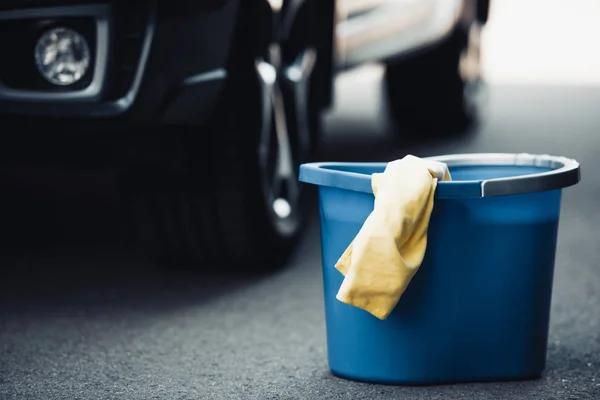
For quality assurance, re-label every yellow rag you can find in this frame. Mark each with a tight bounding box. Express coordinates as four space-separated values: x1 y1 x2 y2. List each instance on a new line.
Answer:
334 155 452 320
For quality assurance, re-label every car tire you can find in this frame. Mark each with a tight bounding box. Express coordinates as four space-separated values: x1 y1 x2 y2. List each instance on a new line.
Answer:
383 26 475 139
120 0 329 271
477 0 490 24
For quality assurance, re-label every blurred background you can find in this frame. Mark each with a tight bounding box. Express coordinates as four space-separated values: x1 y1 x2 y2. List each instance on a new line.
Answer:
324 0 600 151
483 0 600 86
1 1 599 399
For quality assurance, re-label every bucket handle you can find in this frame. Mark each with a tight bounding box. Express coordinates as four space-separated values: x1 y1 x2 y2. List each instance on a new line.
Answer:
425 153 581 197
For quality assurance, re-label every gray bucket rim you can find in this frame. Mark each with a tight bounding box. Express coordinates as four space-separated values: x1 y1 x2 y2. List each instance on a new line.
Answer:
298 153 580 198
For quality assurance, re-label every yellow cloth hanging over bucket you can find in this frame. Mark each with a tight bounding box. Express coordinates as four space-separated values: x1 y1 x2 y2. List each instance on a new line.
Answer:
334 155 452 320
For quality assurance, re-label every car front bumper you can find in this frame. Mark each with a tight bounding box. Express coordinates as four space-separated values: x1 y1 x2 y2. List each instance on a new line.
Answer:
0 0 239 126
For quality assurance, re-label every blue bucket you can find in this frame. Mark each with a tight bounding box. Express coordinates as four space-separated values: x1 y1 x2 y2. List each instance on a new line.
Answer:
299 153 580 385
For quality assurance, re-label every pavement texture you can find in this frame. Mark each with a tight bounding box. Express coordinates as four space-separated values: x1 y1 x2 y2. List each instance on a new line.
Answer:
0 76 599 399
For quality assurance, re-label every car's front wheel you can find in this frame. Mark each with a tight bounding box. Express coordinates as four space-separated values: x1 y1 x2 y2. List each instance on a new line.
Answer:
121 0 329 271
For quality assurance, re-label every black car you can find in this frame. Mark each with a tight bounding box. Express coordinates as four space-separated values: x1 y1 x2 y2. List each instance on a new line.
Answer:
0 0 489 270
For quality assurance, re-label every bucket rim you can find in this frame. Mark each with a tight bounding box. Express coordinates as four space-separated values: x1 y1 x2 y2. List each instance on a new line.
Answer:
298 153 580 198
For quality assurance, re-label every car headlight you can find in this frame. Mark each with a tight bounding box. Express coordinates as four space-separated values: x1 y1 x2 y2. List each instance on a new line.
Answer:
34 27 91 86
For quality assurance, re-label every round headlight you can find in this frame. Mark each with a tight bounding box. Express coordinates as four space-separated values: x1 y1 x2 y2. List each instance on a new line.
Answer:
34 27 91 86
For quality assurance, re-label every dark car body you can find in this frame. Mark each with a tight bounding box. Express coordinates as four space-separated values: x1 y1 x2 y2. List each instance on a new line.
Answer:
0 0 488 269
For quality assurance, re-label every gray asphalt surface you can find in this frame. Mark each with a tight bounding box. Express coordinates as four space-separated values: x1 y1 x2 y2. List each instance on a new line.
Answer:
0 72 599 399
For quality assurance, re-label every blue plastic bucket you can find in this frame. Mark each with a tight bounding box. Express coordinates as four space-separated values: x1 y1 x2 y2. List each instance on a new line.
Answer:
299 153 580 385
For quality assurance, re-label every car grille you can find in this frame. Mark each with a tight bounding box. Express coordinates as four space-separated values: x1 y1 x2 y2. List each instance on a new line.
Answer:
104 1 155 101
